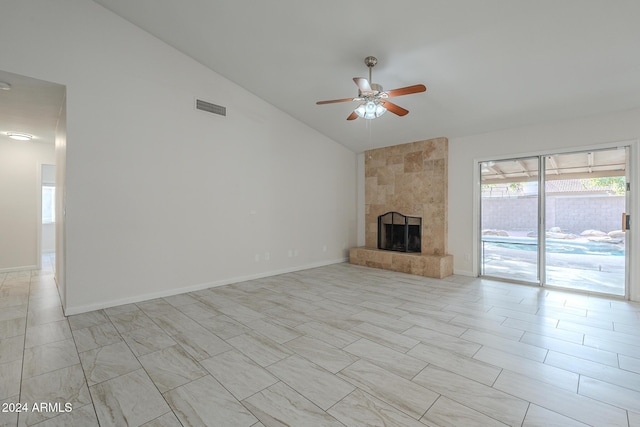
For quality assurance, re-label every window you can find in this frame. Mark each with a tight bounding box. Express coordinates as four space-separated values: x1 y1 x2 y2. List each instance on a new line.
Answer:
42 185 55 224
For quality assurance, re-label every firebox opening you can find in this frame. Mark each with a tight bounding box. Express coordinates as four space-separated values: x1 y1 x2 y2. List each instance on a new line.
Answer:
378 212 421 253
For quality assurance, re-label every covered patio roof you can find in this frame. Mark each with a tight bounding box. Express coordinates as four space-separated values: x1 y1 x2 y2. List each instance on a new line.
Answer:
481 149 626 184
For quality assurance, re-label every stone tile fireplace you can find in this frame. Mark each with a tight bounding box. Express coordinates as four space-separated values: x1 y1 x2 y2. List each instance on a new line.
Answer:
350 137 453 278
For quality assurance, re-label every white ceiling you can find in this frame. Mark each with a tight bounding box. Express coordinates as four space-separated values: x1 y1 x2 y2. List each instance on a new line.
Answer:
3 2 640 153
91 0 640 153
0 70 65 146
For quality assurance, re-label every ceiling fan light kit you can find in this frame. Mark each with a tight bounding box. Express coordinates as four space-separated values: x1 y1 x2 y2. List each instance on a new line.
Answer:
355 100 386 119
316 56 426 120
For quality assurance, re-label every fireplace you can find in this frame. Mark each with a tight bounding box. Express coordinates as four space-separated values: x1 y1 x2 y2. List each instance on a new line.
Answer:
350 138 452 278
378 212 421 253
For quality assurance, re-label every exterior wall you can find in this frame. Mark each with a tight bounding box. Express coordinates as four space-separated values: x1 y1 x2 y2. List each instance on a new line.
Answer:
364 137 448 256
551 196 625 233
482 195 625 234
481 197 538 233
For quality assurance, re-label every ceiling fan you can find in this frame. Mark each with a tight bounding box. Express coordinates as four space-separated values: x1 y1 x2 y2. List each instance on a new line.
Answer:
316 56 426 120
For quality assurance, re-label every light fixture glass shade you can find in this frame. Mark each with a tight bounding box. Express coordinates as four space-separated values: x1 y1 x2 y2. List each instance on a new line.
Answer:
6 132 32 141
354 100 386 119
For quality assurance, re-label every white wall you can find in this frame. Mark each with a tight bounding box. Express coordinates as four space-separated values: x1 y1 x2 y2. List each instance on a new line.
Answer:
449 108 640 301
0 139 55 270
41 224 55 253
55 95 67 308
0 0 357 313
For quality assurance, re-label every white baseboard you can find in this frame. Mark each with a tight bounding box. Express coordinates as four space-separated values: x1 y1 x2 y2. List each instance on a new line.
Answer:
64 258 348 316
453 269 476 277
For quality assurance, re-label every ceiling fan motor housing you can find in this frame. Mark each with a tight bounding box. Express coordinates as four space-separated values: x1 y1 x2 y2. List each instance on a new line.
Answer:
359 83 383 98
364 56 378 67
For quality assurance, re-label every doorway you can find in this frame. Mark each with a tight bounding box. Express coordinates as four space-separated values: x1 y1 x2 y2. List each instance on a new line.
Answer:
0 69 66 308
41 164 56 272
480 146 628 297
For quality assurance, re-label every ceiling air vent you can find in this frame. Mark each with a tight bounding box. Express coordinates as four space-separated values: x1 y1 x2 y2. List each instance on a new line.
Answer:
196 99 226 116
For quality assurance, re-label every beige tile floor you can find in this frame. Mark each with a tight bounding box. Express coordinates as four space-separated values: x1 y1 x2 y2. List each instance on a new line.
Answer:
1 255 640 426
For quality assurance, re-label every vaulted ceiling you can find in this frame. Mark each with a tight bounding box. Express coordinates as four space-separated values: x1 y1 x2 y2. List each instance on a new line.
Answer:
3 2 640 153
91 0 640 152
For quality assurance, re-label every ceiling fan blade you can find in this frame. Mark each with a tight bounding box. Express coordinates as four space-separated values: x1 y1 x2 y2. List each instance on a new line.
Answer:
384 84 426 98
353 77 372 93
381 100 409 116
316 97 356 105
347 103 364 120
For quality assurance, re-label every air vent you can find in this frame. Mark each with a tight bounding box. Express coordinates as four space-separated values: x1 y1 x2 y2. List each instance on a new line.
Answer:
196 99 226 116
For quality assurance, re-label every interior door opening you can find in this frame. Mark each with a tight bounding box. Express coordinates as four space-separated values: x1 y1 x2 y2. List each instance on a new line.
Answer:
41 164 56 273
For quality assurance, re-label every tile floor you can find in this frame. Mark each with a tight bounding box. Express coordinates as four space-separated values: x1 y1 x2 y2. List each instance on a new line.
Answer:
1 256 640 426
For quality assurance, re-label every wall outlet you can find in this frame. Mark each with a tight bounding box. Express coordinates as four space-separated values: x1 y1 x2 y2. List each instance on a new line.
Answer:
264 251 270 261
464 253 471 262
322 245 327 252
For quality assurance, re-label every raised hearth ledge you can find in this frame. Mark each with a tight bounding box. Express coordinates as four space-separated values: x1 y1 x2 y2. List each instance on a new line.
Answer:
349 247 453 279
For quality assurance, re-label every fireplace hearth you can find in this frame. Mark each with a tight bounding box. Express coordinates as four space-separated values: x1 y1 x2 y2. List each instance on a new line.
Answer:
378 212 421 253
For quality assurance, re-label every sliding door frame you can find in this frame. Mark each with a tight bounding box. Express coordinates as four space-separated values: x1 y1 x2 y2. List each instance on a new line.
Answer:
473 140 636 299
477 155 541 285
537 156 546 286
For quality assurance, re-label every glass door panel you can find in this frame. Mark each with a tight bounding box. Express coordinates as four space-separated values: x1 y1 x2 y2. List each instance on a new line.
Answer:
480 157 540 283
544 149 627 296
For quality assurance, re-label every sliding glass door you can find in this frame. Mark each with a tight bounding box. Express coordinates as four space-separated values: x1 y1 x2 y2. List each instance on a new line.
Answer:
480 157 540 284
544 149 627 296
480 147 628 297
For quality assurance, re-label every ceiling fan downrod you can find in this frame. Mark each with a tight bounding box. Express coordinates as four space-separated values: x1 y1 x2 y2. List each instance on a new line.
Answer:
364 56 377 83
364 56 384 93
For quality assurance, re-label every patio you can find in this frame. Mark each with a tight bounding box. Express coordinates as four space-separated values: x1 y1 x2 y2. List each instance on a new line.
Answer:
482 238 626 296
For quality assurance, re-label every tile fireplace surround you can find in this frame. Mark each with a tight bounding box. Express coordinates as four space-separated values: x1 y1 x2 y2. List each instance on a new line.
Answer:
350 137 453 278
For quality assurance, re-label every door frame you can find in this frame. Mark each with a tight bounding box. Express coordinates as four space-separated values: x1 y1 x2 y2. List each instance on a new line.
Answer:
473 139 636 299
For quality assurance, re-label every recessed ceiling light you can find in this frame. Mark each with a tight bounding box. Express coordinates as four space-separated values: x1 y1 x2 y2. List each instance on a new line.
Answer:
0 82 11 91
6 132 33 141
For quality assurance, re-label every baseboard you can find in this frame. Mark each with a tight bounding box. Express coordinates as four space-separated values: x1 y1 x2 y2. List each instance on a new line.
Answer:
64 257 348 316
453 269 476 277
0 265 38 274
